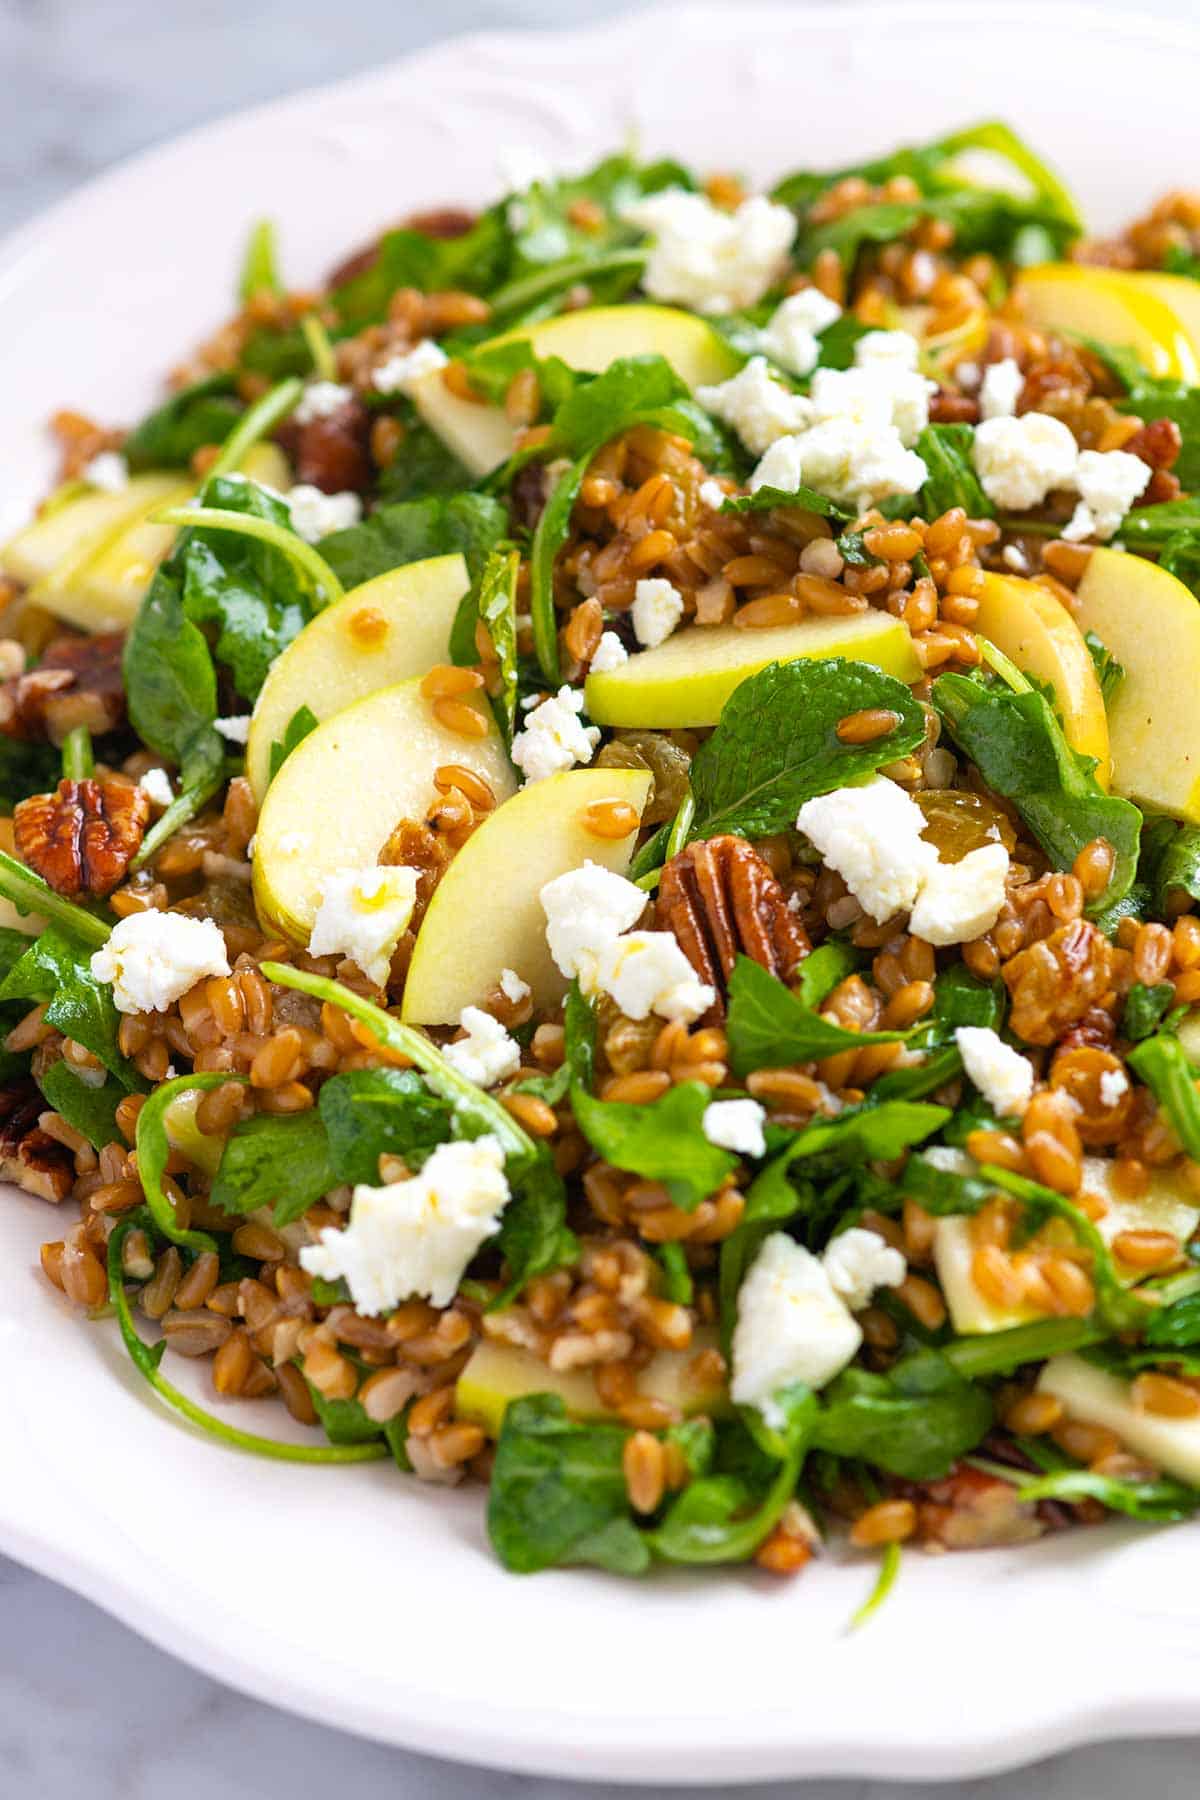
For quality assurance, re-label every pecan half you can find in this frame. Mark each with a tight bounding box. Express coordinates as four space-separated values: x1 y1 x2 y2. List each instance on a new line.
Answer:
276 396 373 494
14 777 150 897
0 1077 73 1204
658 835 811 1022
0 631 127 744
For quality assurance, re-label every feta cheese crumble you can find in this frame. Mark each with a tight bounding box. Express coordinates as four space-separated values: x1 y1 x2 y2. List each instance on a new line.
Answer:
702 1098 767 1159
137 767 174 809
498 967 531 1004
1099 1066 1130 1108
91 912 229 1015
979 357 1024 421
1062 448 1149 543
293 380 352 424
696 356 812 457
301 1135 510 1313
697 478 728 511
442 1006 521 1088
796 778 937 922
631 577 685 649
83 451 129 493
307 865 419 987
540 861 647 990
286 484 363 545
621 189 796 315
213 714 251 745
510 685 601 782
757 288 842 377
823 1227 907 1312
372 339 448 395
731 1232 862 1420
753 418 929 511
589 630 629 673
955 1025 1034 1118
971 411 1079 510
908 843 1010 947
594 929 715 1025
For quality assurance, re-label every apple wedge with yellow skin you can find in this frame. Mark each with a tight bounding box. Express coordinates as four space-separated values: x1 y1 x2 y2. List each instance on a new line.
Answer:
1137 271 1200 369
253 678 516 944
456 1329 729 1438
1072 546 1200 822
402 765 652 1023
1037 1355 1200 1487
584 612 920 730
413 302 740 477
975 571 1110 784
246 551 469 800
0 471 187 601
1012 265 1199 382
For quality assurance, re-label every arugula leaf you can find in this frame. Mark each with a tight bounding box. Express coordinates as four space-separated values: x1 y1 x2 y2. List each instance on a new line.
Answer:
376 403 475 504
319 491 508 596
268 704 319 782
796 940 862 1005
123 373 243 472
1148 820 1200 912
135 1075 248 1254
786 1100 950 1164
932 671 1141 909
1145 1288 1200 1349
306 1382 412 1468
502 153 689 287
1160 531 1200 600
1122 981 1176 1043
1015 1465 1200 1523
571 1080 736 1211
123 554 222 774
1121 497 1200 550
514 982 597 1105
37 1059 121 1149
1084 630 1125 708
920 965 1006 1039
317 1067 452 1186
0 924 137 1087
331 210 510 326
648 1389 815 1565
210 1111 335 1227
529 455 586 681
1104 372 1200 493
914 423 993 518
813 1349 992 1480
721 484 848 520
475 547 520 738
238 219 281 301
725 954 903 1078
1128 1032 1200 1158
0 736 62 813
495 1153 576 1306
688 658 925 841
487 1394 649 1575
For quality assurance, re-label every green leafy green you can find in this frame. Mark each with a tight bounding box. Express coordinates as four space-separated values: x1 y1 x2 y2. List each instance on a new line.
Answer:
0 924 137 1087
37 1059 121 1149
268 704 319 782
529 454 586 681
211 1110 335 1228
571 1080 736 1210
0 849 111 947
319 491 508 596
915 423 993 518
725 954 903 1079
376 409 475 504
648 1389 815 1565
123 373 242 471
1148 821 1200 912
495 1153 577 1307
476 547 520 737
1084 630 1125 708
1144 1288 1200 1349
331 211 509 326
721 484 848 520
306 1382 412 1468
317 1067 452 1186
514 982 597 1106
1128 1032 1200 1159
1122 981 1176 1043
812 1349 992 1480
135 1074 249 1253
1015 1465 1200 1522
123 553 222 775
0 737 63 814
487 1394 649 1575
239 219 281 301
1121 497 1200 550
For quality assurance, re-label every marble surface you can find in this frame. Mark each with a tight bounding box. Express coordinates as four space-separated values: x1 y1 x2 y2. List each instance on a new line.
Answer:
3 0 1200 1792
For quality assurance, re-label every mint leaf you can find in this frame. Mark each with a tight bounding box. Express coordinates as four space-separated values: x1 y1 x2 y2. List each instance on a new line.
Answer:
317 1067 453 1187
721 484 848 519
570 1080 736 1210
915 423 993 518
211 1110 335 1227
726 955 903 1078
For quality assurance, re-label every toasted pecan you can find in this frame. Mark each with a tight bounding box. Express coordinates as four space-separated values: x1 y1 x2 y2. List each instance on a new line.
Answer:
0 1077 74 1204
0 632 126 744
657 835 811 1023
14 777 150 898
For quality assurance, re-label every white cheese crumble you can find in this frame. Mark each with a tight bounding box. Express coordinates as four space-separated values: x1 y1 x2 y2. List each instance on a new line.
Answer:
593 929 715 1025
510 685 601 783
731 1232 862 1420
293 380 352 424
1099 1066 1130 1108
697 478 728 510
540 861 647 991
702 1097 767 1159
955 1025 1035 1118
91 912 229 1016
213 714 250 745
137 767 174 809
631 577 685 649
1002 543 1031 573
971 411 1079 510
757 288 842 377
589 630 629 673
796 778 937 923
854 328 921 371
696 356 812 457
979 357 1024 421
301 1135 510 1313
498 967 531 1004
808 350 933 447
83 451 129 493
286 484 363 545
1062 448 1150 543
372 339 449 395
442 1005 521 1088
753 417 929 511
822 1227 907 1312
307 865 419 987
908 843 1010 947
621 189 796 314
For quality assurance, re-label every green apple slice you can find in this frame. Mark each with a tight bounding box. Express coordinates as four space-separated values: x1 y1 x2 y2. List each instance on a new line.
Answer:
402 765 652 1024
1037 1354 1200 1486
413 302 740 477
1 472 187 594
585 613 920 729
246 552 470 801
456 1329 729 1437
253 677 516 944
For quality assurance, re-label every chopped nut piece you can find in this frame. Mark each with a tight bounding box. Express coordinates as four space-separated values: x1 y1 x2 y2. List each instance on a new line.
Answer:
15 777 150 897
0 632 126 744
657 835 811 1022
0 1078 74 1203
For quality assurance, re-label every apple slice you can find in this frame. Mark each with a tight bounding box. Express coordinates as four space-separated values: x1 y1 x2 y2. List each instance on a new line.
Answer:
246 552 469 800
0 472 187 596
253 678 516 943
413 302 740 477
584 612 920 730
456 1328 729 1437
1137 271 1200 370
402 766 652 1023
1013 265 1199 382
1037 1355 1200 1486
1073 546 1200 822
975 571 1110 783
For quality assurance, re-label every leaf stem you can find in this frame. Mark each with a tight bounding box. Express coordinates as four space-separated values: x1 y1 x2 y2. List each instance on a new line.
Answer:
0 847 110 946
847 1540 902 1632
207 377 303 482
135 1072 250 1254
61 726 94 781
976 634 1032 693
488 248 647 320
151 505 343 606
131 763 227 873
301 314 337 381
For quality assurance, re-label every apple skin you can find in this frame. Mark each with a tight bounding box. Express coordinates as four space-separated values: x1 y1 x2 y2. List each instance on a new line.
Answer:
253 677 516 944
1073 547 1200 822
456 1329 729 1437
1013 264 1199 382
246 552 469 800
975 571 1110 784
402 766 652 1024
584 612 920 730
412 302 740 477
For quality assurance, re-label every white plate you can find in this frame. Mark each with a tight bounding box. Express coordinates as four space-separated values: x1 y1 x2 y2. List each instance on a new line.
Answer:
4 2 1200 1781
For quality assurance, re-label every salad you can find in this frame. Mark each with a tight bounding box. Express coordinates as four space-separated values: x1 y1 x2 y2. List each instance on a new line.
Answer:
6 121 1200 1600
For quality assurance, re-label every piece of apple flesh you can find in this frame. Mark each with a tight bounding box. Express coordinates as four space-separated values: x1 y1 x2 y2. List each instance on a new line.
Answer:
1136 271 1200 370
456 1328 729 1437
975 571 1110 783
584 612 919 730
402 765 652 1023
246 552 469 801
1037 1354 1200 1486
0 819 43 936
1073 546 1200 822
1012 265 1199 382
253 678 516 944
0 472 188 606
412 302 741 477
